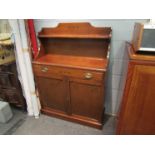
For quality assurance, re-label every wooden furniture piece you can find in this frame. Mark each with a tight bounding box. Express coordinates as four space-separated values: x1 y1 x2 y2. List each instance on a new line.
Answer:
116 42 155 134
32 23 112 129
0 62 25 109
132 23 155 52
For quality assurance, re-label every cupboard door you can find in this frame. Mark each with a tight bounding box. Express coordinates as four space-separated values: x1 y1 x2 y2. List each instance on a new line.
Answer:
70 81 103 121
120 65 155 134
36 77 67 113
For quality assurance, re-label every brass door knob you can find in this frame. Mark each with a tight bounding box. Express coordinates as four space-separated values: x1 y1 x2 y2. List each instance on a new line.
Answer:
41 67 48 72
84 72 93 79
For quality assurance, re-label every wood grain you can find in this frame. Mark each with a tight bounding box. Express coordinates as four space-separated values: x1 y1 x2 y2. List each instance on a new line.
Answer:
132 23 144 51
116 42 155 134
38 22 112 39
33 54 108 71
33 23 111 128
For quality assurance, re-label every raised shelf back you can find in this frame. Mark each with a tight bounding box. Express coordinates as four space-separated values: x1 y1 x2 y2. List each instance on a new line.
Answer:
38 22 112 39
37 23 112 59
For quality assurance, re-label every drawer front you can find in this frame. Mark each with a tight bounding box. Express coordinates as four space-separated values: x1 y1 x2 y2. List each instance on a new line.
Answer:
3 89 22 106
0 72 18 88
0 63 16 73
0 91 5 100
33 64 105 85
0 73 12 87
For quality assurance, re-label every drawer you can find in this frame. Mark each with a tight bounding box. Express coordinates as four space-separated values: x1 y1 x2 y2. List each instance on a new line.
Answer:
3 88 20 104
0 63 16 73
33 64 105 83
0 91 5 100
0 73 12 87
0 72 17 88
0 65 9 72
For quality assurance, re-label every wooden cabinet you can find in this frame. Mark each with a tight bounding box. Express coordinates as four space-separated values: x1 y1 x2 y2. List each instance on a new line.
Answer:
33 23 112 129
0 62 25 108
116 42 155 134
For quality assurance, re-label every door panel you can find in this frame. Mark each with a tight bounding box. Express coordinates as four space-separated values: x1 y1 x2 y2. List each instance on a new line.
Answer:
70 81 103 121
36 76 67 113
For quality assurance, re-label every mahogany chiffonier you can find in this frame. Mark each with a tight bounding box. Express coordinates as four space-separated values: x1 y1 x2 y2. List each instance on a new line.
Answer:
32 23 112 129
116 42 155 134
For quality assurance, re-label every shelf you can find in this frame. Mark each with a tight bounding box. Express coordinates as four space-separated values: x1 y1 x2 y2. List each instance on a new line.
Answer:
33 54 108 71
38 34 111 39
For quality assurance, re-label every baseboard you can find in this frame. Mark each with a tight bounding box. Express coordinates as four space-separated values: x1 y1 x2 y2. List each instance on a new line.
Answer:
41 108 103 129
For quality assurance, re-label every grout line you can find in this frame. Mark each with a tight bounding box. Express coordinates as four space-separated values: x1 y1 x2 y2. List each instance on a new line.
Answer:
4 118 26 135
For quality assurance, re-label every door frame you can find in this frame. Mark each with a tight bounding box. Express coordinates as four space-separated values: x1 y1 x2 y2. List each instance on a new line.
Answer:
8 19 40 118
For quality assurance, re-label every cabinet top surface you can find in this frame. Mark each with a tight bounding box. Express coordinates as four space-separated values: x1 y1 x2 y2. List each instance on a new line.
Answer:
33 54 108 71
127 42 155 62
38 22 112 39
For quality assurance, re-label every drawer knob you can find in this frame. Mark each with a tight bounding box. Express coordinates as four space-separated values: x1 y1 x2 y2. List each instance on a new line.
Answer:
41 67 48 72
84 72 93 79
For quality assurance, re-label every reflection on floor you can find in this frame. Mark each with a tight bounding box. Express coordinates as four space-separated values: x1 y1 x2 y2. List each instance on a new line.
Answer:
1 108 116 135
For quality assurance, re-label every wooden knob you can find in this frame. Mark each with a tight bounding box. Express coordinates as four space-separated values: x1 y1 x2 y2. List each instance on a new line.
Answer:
84 72 93 79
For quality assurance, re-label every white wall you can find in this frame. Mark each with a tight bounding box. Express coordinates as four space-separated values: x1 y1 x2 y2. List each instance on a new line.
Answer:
34 19 149 115
0 19 11 33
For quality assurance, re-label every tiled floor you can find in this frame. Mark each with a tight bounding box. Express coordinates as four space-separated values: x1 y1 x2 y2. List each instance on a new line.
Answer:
0 108 26 135
1 108 116 135
13 114 116 135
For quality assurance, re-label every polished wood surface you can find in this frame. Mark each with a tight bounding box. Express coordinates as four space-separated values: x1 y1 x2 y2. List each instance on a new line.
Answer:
40 39 109 58
37 77 67 112
70 82 104 121
128 42 155 61
132 23 144 51
33 54 108 71
116 42 155 134
33 23 111 128
38 23 112 39
33 64 104 85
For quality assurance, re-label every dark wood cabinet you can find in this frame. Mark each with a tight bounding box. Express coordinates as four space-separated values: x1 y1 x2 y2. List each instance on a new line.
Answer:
0 62 25 108
116 42 155 134
70 82 103 121
33 23 112 129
